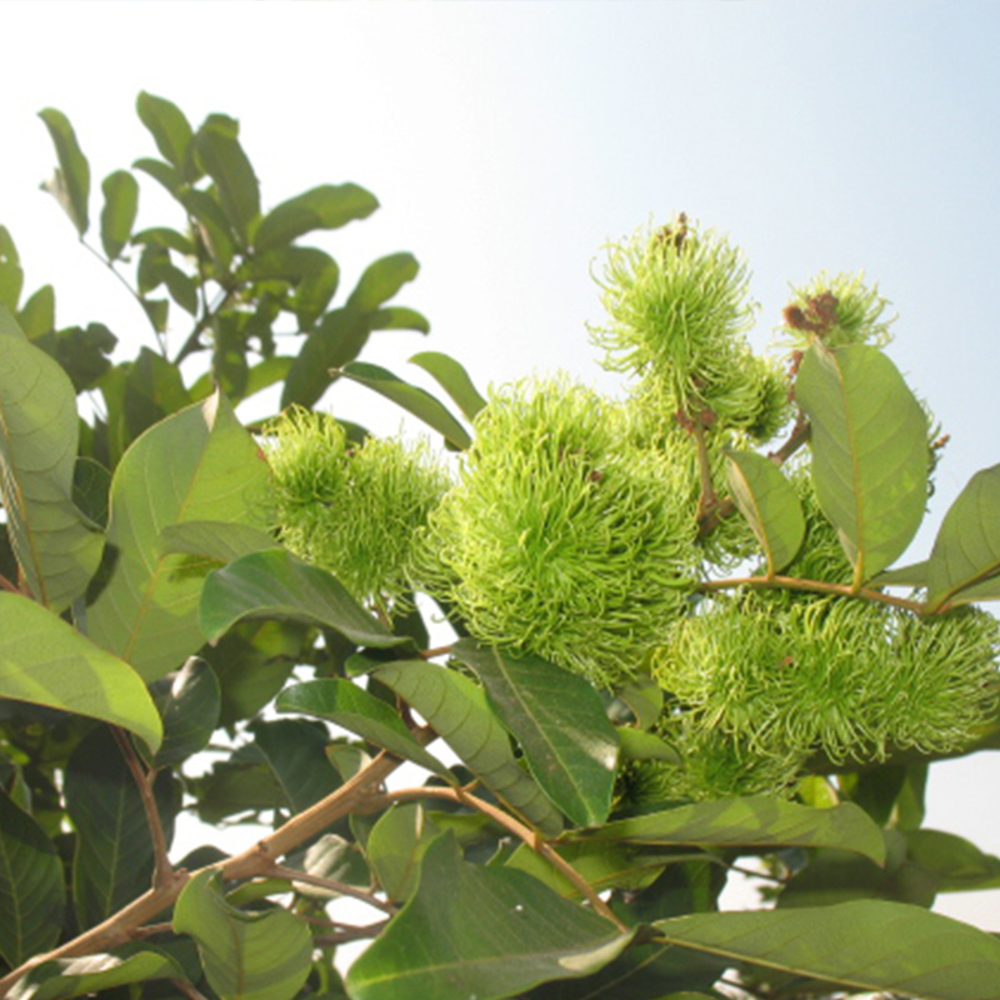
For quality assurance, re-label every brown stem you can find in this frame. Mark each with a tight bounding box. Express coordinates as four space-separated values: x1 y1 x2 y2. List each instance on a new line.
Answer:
314 920 390 946
0 572 22 595
691 420 718 524
419 644 453 660
768 415 811 465
0 750 404 997
700 574 926 614
110 727 173 888
267 864 396 915
171 978 213 1000
370 785 628 933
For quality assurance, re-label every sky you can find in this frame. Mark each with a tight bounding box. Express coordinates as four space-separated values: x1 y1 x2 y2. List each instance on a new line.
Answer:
3 1 1000 927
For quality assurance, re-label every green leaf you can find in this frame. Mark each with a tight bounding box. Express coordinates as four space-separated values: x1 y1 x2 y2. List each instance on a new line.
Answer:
872 560 929 589
592 798 886 866
0 307 104 611
906 829 1000 892
38 108 90 236
373 660 563 836
613 677 663 731
347 252 419 311
254 183 379 254
0 790 65 967
923 464 1000 610
179 187 235 269
99 170 139 261
0 226 24 311
87 390 271 681
797 343 929 586
136 92 194 171
409 350 487 421
173 870 313 1000
652 900 1000 1000
617 728 682 764
158 520 279 564
337 361 472 450
17 285 55 341
193 114 260 245
8 945 188 1000
276 679 451 778
348 834 633 1000
200 548 406 649
73 456 110 528
726 449 806 576
247 718 342 814
0 592 162 749
131 226 195 256
149 657 221 768
452 640 618 828
280 308 371 409
245 245 340 329
66 727 178 928
132 157 182 196
371 306 431 333
366 803 441 903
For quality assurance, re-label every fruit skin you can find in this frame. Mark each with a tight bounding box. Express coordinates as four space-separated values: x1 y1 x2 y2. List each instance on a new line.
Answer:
266 407 450 615
419 376 698 688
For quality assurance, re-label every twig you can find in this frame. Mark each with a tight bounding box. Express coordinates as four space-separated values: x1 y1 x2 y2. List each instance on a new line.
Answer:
313 920 390 946
419 644 453 660
369 785 628 933
110 727 173 888
171 978 213 1000
700 574 926 614
267 864 396 915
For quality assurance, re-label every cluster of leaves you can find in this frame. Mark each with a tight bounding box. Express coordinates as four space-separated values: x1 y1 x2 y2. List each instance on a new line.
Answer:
3 95 1000 1000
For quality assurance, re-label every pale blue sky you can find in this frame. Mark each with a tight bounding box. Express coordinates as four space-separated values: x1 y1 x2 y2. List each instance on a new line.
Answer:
3 1 1000 925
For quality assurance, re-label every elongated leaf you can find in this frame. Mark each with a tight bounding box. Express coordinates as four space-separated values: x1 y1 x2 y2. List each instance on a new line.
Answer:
149 658 221 767
193 115 260 245
726 449 805 576
247 718 342 814
18 286 54 341
347 834 633 1000
923 464 1000 610
0 226 23 311
338 361 472 449
0 592 162 749
66 727 178 928
276 679 451 778
8 946 188 1000
347 252 419 311
200 548 405 648
617 728 682 764
0 790 65 967
136 92 193 171
367 803 440 902
372 306 430 333
254 183 379 253
131 226 195 255
652 900 1000 1000
453 640 618 828
173 870 313 1000
797 343 929 586
409 350 487 421
99 170 139 261
88 391 271 681
906 829 1000 892
281 308 371 409
591 798 885 866
132 157 182 196
38 108 90 235
159 521 278 564
872 560 929 589
374 660 563 835
0 307 103 611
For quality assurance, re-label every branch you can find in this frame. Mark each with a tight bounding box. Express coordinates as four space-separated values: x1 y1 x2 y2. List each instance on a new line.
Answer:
700 574 926 614
110 727 173 888
267 864 396 915
370 785 628 933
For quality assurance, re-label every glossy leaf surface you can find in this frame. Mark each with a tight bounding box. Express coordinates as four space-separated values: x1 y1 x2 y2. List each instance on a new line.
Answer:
200 548 405 648
337 361 472 449
592 798 885 865
924 464 1000 610
8 946 187 1000
0 308 103 611
453 640 618 827
173 870 312 1000
88 391 270 681
347 834 633 1000
373 660 563 835
727 449 806 575
0 791 65 967
652 900 1000 999
276 678 450 778
0 592 162 749
797 343 929 585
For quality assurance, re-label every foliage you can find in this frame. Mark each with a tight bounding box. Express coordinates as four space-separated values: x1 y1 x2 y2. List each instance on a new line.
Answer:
1 95 1000 1000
